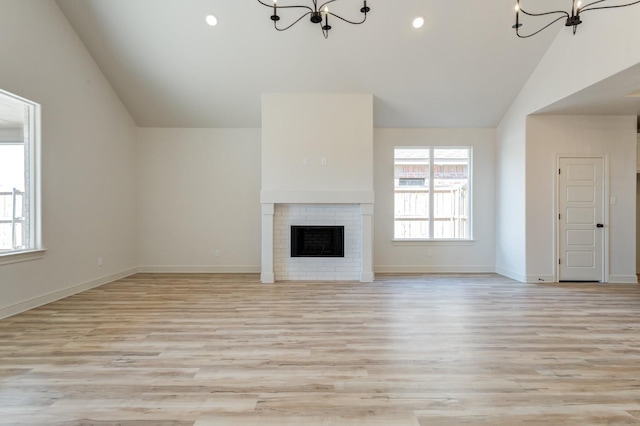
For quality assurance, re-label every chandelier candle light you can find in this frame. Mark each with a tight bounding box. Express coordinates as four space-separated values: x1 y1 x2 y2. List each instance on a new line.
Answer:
513 0 640 38
257 0 370 39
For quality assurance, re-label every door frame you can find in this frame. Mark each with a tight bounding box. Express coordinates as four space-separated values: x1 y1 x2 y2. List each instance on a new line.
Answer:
555 155 610 283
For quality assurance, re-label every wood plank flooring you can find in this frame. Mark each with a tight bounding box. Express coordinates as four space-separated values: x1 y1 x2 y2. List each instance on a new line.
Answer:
1 273 640 425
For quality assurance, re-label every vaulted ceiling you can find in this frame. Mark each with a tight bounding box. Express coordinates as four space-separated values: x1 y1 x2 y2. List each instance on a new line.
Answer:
55 0 562 128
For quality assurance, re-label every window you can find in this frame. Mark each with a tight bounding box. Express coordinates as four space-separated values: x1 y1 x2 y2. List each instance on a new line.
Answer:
0 89 40 258
394 147 471 240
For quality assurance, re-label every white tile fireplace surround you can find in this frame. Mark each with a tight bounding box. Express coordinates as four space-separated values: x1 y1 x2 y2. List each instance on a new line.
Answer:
260 195 374 283
275 204 360 281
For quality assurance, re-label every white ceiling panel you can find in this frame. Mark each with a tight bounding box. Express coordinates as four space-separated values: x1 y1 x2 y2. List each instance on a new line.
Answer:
55 0 563 128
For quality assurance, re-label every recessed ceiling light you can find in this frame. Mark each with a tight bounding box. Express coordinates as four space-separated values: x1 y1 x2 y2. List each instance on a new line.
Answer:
412 16 425 29
205 15 218 27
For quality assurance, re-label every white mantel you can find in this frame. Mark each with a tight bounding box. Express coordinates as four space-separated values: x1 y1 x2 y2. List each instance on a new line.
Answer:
261 190 373 205
260 93 374 283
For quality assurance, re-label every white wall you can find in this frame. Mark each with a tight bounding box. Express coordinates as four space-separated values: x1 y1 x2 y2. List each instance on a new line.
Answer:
0 0 137 318
495 117 528 281
136 127 497 275
374 128 496 273
526 115 637 283
261 93 373 197
497 6 640 282
137 128 261 272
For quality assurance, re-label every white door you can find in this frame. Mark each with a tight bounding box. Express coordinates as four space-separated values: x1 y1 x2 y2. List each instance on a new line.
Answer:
558 157 605 282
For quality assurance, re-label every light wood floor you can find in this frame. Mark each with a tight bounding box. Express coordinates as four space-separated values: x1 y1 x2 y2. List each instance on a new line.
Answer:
2 274 640 425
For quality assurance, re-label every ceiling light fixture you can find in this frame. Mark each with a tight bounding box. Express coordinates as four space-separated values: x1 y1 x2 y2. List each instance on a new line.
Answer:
412 16 425 29
513 0 640 38
205 15 218 26
256 0 370 39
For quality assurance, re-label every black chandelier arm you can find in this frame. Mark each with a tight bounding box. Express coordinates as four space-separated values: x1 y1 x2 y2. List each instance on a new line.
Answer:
517 6 569 19
514 0 640 38
256 0 313 12
580 0 640 13
326 11 368 25
577 0 606 11
319 0 368 24
515 15 568 38
257 0 370 38
274 11 313 31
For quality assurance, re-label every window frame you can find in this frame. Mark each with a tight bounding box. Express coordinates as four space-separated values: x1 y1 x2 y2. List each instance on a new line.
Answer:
393 146 473 242
0 89 44 265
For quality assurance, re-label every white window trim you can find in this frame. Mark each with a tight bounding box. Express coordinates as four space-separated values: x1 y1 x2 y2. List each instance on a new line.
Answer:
0 248 46 266
0 89 43 261
392 239 476 246
394 145 473 241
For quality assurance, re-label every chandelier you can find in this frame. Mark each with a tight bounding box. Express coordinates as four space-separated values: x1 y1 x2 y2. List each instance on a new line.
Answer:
256 0 370 39
513 0 640 38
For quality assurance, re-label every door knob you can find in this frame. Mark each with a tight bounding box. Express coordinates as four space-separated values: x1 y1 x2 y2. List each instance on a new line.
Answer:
596 224 604 228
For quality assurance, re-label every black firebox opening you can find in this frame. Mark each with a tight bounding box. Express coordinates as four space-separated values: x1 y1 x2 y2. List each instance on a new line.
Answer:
291 226 344 257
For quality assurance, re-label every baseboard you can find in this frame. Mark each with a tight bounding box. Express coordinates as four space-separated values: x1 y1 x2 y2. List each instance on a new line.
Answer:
360 271 375 282
137 265 261 274
515 274 638 284
495 267 526 283
374 265 495 274
526 275 556 283
608 275 639 284
261 272 275 283
0 267 138 320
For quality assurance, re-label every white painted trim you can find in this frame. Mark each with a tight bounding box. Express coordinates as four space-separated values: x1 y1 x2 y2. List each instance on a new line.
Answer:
360 271 375 282
0 89 42 257
261 272 275 284
261 203 275 283
608 275 639 284
260 190 375 204
360 203 374 283
0 267 137 320
603 155 610 282
375 265 495 274
137 265 261 274
495 266 527 282
0 248 46 266
32 101 42 253
392 240 476 246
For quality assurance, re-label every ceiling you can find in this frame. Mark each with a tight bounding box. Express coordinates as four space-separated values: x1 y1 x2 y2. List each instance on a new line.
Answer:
55 0 564 129
536 63 640 122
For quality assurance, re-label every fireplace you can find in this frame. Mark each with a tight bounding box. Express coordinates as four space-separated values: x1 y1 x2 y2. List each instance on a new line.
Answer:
260 93 374 282
260 199 374 283
291 226 344 257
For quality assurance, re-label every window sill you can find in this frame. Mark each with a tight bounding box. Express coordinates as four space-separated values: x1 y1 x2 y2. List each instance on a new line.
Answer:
392 239 476 246
0 249 47 266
